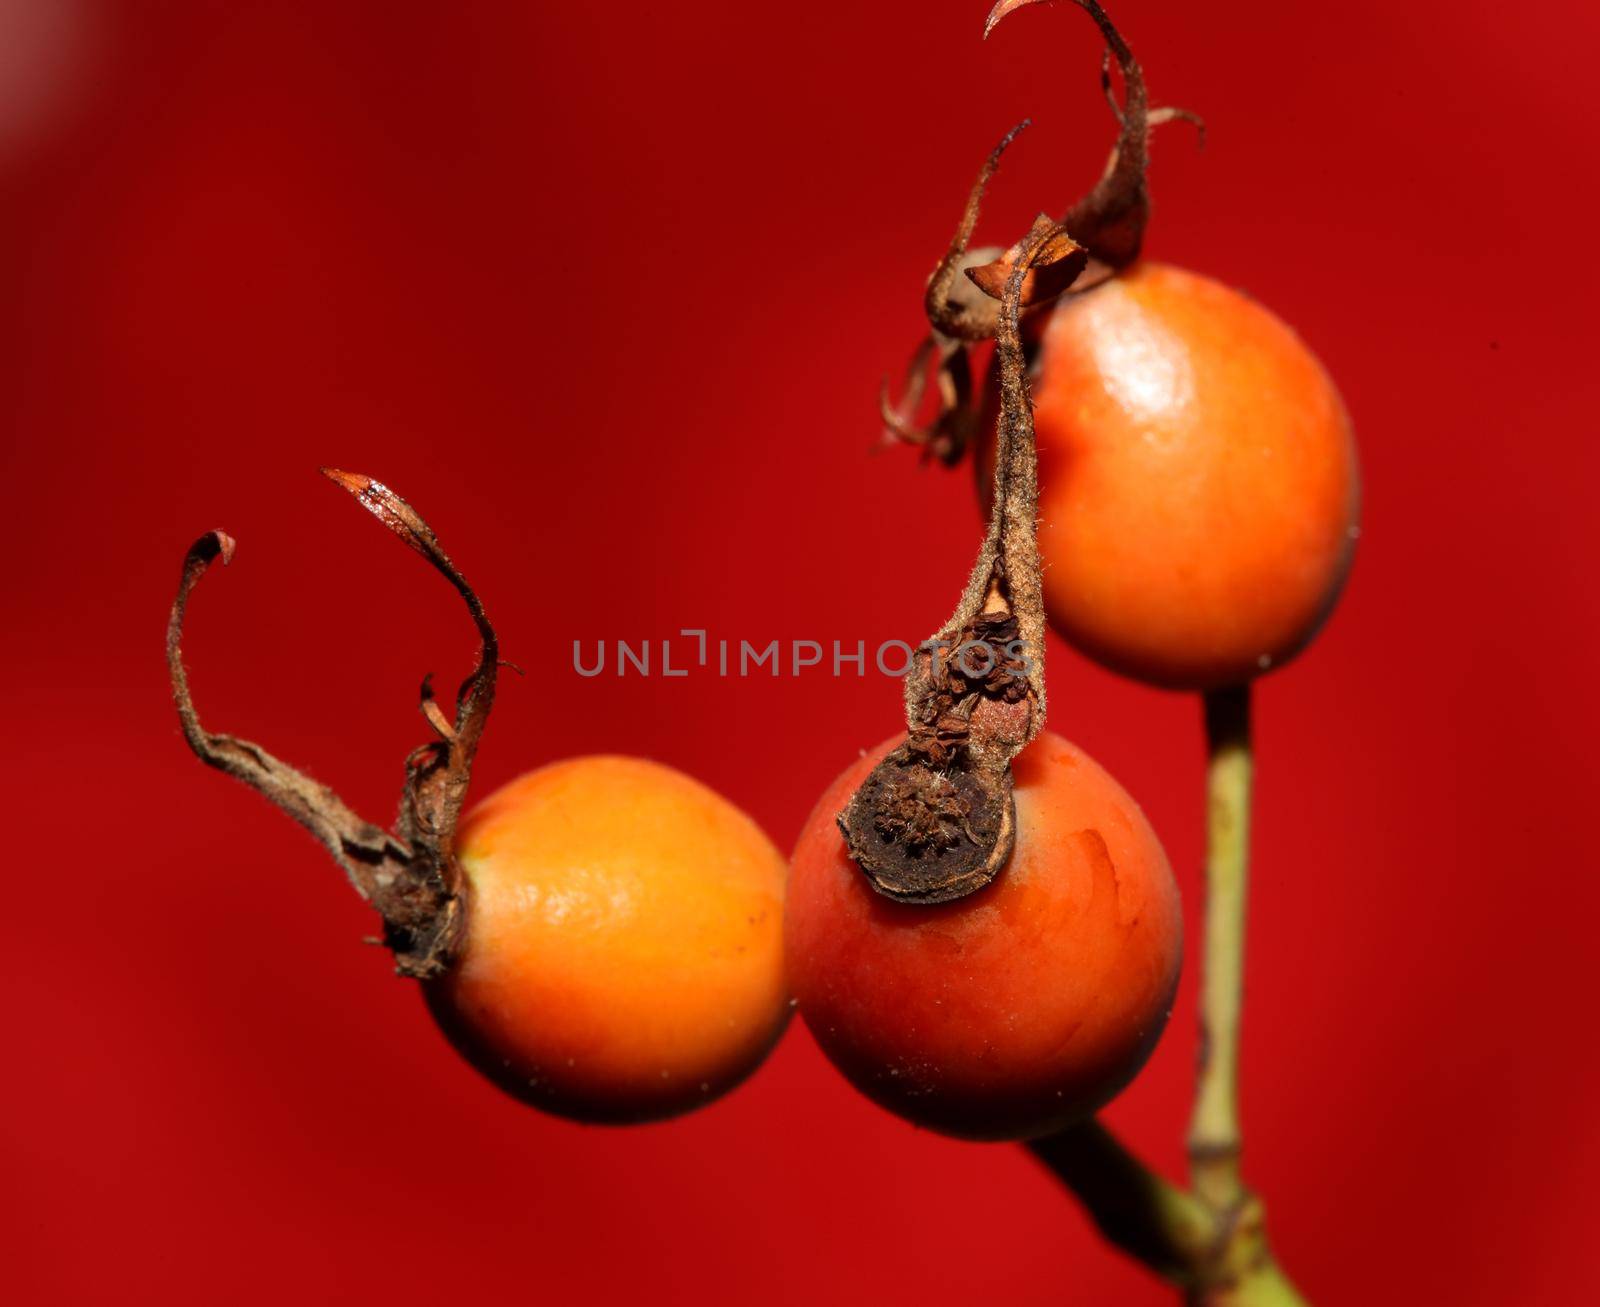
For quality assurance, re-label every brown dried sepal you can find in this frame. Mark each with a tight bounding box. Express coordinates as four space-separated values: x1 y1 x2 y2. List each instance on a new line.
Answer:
843 221 1061 905
965 216 1087 304
923 120 1031 344
841 608 1037 903
879 331 982 466
166 471 500 978
987 0 1158 271
840 747 1016 905
884 0 1196 472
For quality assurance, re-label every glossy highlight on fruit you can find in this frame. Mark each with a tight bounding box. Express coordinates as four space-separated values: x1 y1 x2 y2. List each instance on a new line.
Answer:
427 755 791 1123
988 262 1359 690
786 731 1181 1140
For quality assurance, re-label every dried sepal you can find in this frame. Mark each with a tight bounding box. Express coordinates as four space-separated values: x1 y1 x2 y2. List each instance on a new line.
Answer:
878 333 983 465
167 530 409 907
879 334 937 443
982 0 1046 39
320 469 499 881
913 218 1053 742
841 220 1061 905
418 673 458 742
840 761 1016 904
965 214 1087 303
1102 48 1206 148
881 0 1171 459
167 473 502 977
1148 104 1206 143
987 0 1153 269
924 119 1030 342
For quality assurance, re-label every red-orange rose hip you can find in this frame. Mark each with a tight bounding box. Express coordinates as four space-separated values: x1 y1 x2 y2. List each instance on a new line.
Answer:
786 731 1181 1140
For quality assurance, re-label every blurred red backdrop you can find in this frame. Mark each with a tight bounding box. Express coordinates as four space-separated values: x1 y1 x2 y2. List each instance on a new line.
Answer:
3 1 1597 1302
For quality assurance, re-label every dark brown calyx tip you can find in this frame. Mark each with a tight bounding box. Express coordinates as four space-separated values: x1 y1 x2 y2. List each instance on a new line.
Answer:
840 745 1016 905
843 606 1036 905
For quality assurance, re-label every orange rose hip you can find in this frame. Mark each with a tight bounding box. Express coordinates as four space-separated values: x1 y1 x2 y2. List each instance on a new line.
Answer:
428 756 791 1123
999 262 1359 690
169 475 790 1128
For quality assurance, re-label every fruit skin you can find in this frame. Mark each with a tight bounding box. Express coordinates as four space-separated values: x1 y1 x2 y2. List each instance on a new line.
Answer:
425 756 790 1124
786 732 1181 1141
985 262 1359 690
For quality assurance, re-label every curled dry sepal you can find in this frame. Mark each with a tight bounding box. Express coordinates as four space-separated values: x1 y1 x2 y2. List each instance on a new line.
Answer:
881 0 1202 463
853 0 1202 900
165 471 499 978
840 218 1072 905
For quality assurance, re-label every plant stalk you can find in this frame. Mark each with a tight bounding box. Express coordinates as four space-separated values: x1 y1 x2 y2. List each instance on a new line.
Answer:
1028 683 1306 1304
1029 1122 1214 1285
1189 684 1251 1213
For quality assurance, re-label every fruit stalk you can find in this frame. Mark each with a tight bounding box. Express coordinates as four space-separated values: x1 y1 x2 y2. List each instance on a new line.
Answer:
1029 1123 1214 1282
1187 684 1305 1304
1030 1123 1304 1304
1028 685 1304 1303
1189 685 1251 1212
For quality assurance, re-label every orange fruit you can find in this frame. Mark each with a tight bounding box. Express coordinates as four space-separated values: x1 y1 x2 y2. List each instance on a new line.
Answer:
786 731 1181 1140
426 756 790 1123
984 262 1360 689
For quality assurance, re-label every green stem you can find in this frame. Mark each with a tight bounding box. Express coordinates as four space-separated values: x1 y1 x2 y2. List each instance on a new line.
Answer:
1185 684 1306 1306
1191 1256 1305 1307
1027 683 1308 1305
1188 684 1252 1213
1029 1122 1214 1286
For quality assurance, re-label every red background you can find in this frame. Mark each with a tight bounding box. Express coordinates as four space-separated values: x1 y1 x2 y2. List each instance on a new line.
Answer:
4 1 1597 1302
